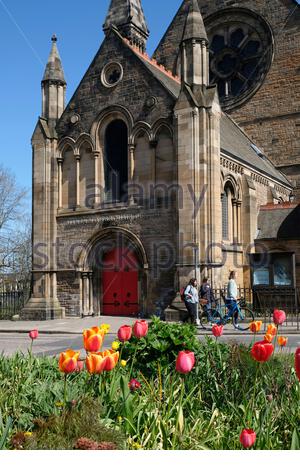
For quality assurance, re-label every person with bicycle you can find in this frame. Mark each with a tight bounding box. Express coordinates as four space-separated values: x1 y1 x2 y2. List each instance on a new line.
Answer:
226 271 239 323
200 277 215 315
184 278 199 324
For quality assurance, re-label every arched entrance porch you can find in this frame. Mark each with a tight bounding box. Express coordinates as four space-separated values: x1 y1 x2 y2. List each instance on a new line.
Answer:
79 228 148 317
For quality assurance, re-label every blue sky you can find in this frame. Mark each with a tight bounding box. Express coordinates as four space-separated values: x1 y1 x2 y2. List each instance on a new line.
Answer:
0 0 182 205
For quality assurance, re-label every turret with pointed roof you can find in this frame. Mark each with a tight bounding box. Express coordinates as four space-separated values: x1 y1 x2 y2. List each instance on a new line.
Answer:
103 0 149 51
181 0 209 88
41 35 66 120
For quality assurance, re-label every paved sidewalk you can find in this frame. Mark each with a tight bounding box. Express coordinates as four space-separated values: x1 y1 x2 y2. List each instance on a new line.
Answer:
0 316 299 335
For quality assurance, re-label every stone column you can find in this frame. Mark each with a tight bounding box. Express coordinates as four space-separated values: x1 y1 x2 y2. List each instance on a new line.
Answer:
82 273 89 316
232 199 237 244
79 274 83 316
150 140 157 184
98 149 105 205
237 200 242 243
93 151 100 208
89 272 94 315
128 144 136 203
57 158 63 209
75 154 81 208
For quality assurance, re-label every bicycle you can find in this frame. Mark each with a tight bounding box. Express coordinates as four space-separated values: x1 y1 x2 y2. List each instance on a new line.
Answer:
200 297 255 331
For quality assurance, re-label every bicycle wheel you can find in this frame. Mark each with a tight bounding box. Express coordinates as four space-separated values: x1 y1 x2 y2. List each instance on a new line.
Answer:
200 308 222 330
233 306 255 331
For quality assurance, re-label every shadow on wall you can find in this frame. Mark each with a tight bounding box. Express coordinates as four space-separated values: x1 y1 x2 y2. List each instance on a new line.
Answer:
277 204 300 239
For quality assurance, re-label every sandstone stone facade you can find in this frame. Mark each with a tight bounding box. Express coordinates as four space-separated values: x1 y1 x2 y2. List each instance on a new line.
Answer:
22 0 294 320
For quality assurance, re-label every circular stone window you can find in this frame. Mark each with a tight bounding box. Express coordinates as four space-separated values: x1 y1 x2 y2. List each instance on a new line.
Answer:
205 8 274 110
101 62 123 88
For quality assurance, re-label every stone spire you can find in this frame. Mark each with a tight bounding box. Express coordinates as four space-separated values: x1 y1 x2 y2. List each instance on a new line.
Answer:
182 0 208 43
41 35 66 120
103 0 149 51
42 35 66 85
181 0 209 87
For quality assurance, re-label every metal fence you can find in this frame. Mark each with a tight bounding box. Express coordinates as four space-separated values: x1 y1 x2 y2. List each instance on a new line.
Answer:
0 289 30 320
212 286 300 330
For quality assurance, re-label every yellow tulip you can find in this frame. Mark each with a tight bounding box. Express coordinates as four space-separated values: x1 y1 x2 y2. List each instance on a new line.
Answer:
249 321 263 333
264 334 274 343
59 350 80 374
86 350 119 374
101 324 111 334
83 327 105 352
121 360 127 367
266 324 277 336
278 336 288 347
112 341 120 351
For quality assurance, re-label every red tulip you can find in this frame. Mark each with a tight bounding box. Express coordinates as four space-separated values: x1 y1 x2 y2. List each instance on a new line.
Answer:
251 341 274 363
240 429 256 448
133 320 148 339
176 351 195 374
212 324 224 338
128 379 141 392
295 348 300 381
118 325 132 343
273 309 286 326
29 330 39 340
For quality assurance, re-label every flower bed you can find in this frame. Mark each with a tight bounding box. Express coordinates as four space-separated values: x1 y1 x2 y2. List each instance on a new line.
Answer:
0 315 300 450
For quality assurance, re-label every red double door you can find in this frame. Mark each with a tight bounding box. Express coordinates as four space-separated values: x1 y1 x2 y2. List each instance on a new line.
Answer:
102 248 139 316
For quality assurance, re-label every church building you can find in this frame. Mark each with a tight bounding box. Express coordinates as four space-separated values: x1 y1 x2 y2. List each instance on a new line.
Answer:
22 0 299 320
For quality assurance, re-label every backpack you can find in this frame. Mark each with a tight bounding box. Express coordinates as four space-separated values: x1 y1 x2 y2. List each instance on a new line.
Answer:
180 285 190 302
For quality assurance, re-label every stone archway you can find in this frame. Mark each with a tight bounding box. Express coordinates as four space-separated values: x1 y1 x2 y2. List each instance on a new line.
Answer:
79 228 148 317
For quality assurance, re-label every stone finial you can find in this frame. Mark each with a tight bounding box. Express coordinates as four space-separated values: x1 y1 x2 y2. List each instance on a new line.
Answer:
182 0 208 43
42 35 66 84
103 0 149 50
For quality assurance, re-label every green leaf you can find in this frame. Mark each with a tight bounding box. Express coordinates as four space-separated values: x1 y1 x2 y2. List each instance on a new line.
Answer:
0 415 12 450
291 428 300 450
178 406 184 434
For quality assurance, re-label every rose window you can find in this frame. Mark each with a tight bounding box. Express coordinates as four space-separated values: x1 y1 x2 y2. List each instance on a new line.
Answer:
206 9 274 110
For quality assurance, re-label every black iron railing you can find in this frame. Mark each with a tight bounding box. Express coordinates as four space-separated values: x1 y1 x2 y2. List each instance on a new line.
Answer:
0 289 30 320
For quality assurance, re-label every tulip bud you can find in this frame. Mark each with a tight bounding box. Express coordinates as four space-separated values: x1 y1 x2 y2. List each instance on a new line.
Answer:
240 429 256 448
133 320 148 339
29 330 39 341
112 341 120 351
176 351 195 374
59 350 80 374
273 309 286 326
118 325 132 343
278 336 288 348
295 348 300 381
212 324 224 338
251 341 274 362
128 378 141 392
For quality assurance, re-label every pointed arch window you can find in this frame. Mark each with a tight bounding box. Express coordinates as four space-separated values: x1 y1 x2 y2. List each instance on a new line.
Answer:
222 182 235 242
104 120 128 202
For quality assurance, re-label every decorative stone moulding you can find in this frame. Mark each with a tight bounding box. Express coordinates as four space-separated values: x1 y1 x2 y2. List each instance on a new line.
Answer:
145 96 157 109
70 114 80 125
205 7 274 111
101 62 124 88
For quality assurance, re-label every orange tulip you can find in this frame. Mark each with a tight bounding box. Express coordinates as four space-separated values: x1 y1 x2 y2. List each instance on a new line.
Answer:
249 321 263 334
264 333 274 343
266 323 277 336
278 336 288 348
83 327 105 353
86 350 119 374
59 350 80 374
